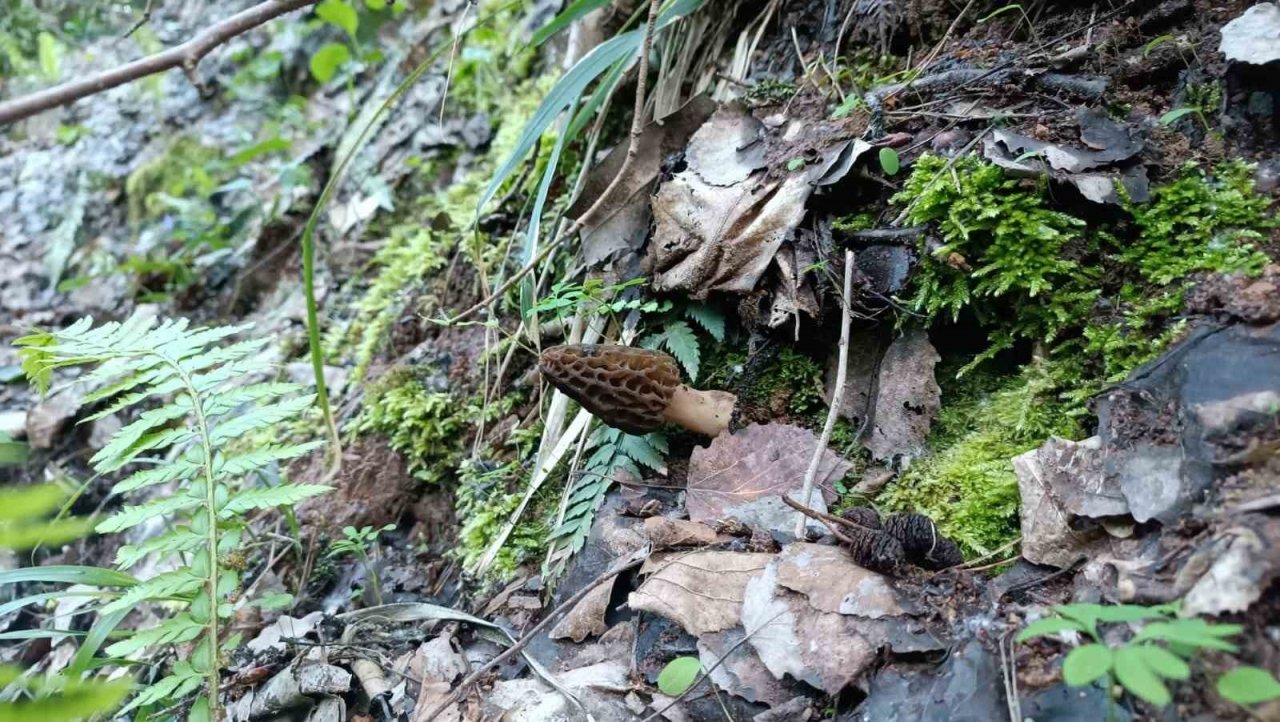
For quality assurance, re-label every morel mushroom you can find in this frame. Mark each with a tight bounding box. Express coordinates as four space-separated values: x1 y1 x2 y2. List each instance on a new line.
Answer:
538 344 736 436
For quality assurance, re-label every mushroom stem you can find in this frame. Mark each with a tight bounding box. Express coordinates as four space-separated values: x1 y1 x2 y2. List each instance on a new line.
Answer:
662 384 736 437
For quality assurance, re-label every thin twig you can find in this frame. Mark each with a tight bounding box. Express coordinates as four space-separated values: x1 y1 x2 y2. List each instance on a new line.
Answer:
436 0 473 125
0 0 320 125
123 0 156 38
794 249 854 537
961 535 1022 569
966 554 1022 573
782 495 859 547
443 0 665 325
418 547 649 720
639 611 786 722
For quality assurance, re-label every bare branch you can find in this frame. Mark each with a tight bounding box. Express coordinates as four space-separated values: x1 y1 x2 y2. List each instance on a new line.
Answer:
124 0 157 38
0 0 319 126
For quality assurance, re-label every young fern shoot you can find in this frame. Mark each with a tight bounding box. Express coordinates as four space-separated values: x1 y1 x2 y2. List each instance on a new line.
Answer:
17 312 330 721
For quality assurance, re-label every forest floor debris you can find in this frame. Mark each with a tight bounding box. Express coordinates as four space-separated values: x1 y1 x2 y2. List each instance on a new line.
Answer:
3 0 1280 720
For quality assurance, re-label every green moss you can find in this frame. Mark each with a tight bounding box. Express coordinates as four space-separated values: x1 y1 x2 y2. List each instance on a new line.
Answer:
895 154 1091 347
125 136 223 226
331 224 452 378
744 79 797 107
454 423 546 581
832 212 877 233
880 361 1081 556
882 158 1274 556
352 368 467 484
898 155 1274 385
1121 161 1271 285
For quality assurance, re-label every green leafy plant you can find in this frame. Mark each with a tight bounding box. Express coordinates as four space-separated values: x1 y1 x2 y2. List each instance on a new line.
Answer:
1159 106 1202 127
657 656 701 695
542 426 667 581
327 524 395 605
527 277 655 323
13 312 330 720
0 431 28 467
1217 666 1280 708
309 0 397 83
0 484 131 722
878 147 900 176
640 302 726 382
1019 603 1253 711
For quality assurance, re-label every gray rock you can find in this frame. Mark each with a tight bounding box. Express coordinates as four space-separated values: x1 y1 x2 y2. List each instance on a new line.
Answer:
847 639 1005 722
25 389 82 449
1096 324 1280 524
1220 3 1280 65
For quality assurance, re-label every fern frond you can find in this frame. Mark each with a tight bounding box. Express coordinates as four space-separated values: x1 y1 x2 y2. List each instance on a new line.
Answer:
217 484 332 518
102 569 203 614
103 614 202 657
114 528 203 569
619 433 666 472
118 666 201 715
19 310 329 718
96 495 201 534
112 457 201 494
92 426 195 473
213 442 325 479
92 401 192 465
543 427 667 581
661 320 699 381
684 303 726 342
203 382 302 416
82 361 168 407
208 395 316 445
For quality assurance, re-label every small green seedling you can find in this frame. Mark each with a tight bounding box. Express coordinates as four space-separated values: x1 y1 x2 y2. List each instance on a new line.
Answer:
1018 602 1267 713
328 524 395 605
527 277 656 322
1159 107 1202 127
879 147 901 176
657 656 701 696
1217 666 1280 708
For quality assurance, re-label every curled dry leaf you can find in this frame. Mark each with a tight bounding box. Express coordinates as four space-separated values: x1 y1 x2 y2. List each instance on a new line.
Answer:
651 103 830 299
568 95 717 267
774 543 909 618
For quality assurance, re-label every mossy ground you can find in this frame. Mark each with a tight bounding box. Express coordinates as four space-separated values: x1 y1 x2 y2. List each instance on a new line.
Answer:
328 3 1276 577
328 6 587 582
878 156 1275 556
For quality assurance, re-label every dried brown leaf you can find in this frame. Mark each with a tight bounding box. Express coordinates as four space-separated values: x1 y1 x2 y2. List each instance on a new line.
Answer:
685 423 849 532
628 551 773 635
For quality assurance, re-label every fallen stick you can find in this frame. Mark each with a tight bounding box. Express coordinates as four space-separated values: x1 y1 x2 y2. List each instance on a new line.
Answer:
794 249 854 538
0 0 320 125
782 495 860 547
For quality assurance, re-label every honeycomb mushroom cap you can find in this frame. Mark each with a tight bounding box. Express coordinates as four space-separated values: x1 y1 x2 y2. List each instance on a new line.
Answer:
538 345 680 434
